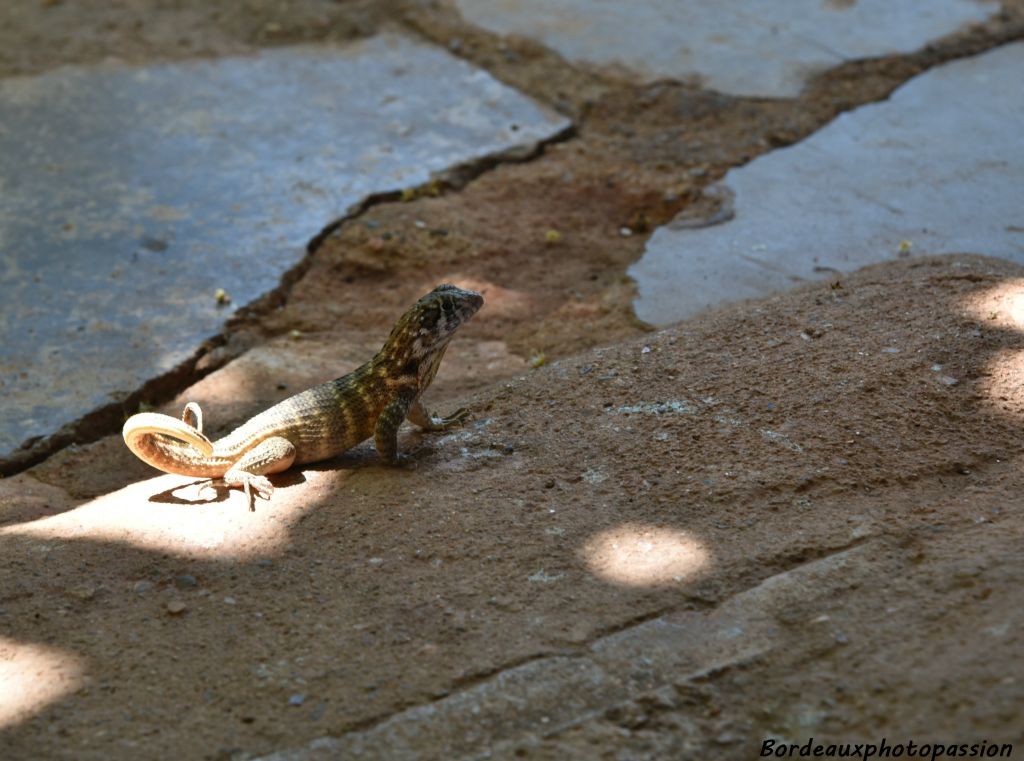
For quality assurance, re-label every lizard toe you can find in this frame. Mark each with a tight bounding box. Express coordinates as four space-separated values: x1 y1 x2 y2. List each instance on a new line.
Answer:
248 475 275 500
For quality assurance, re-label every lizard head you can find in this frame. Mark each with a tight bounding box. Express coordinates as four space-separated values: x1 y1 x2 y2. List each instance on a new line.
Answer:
382 284 484 367
411 283 484 346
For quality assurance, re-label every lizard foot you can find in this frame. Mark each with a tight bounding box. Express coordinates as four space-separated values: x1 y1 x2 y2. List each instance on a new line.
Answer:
423 407 470 431
388 452 417 468
224 471 275 511
197 479 228 500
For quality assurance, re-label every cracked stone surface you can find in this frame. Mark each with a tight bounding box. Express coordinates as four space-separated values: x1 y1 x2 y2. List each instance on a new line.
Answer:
630 42 1024 326
3 1 1024 758
4 252 1024 759
0 33 569 460
258 544 871 761
453 0 997 97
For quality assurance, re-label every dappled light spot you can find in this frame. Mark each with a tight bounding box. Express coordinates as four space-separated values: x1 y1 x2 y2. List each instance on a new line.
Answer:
583 524 711 587
972 348 1024 414
0 469 344 560
962 281 1024 417
0 638 83 728
964 279 1024 331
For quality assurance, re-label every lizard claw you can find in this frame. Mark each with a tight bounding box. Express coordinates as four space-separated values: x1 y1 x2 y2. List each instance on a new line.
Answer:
248 475 274 500
389 452 416 468
197 479 224 500
426 407 470 431
225 471 275 511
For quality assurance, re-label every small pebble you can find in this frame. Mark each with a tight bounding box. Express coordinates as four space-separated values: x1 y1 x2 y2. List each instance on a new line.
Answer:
937 375 959 386
619 227 633 237
368 557 385 567
288 694 306 707
223 596 237 605
881 347 900 354
174 574 197 589
134 581 153 595
166 600 187 615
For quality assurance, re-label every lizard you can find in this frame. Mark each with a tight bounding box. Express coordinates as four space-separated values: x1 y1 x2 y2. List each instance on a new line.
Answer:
122 283 483 508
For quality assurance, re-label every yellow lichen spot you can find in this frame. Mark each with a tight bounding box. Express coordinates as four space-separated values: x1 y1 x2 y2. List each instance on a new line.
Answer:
400 188 417 203
545 229 562 244
530 351 547 369
214 288 231 306
288 329 303 340
897 239 913 255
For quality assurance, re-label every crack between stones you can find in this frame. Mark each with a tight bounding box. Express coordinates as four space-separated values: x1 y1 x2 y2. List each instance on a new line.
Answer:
0 123 576 480
257 540 879 760
4 19 1020 478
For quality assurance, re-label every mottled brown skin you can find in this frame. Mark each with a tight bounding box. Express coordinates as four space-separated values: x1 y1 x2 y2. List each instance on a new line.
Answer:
123 284 483 507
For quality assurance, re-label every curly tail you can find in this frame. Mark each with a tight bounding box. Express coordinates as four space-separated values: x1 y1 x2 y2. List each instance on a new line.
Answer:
122 412 216 474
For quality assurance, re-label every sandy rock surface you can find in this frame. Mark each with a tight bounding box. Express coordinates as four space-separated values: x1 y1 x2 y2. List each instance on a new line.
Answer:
2 0 1023 758
5 255 1024 759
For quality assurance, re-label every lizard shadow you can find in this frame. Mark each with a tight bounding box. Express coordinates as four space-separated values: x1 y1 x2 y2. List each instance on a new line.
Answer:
147 470 309 506
143 434 429 507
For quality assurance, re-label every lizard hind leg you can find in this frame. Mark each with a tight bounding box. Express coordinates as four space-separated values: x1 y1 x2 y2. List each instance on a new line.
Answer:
222 436 297 510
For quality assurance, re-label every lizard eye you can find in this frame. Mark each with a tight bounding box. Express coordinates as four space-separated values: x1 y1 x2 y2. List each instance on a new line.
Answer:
441 300 455 317
421 307 441 329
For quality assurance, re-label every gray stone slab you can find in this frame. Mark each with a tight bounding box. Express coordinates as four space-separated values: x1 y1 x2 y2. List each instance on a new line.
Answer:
629 42 1024 326
255 543 878 761
454 0 997 97
0 35 569 459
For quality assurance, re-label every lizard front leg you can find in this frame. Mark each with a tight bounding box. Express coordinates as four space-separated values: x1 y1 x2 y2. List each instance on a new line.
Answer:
406 399 469 432
375 388 417 464
223 436 297 510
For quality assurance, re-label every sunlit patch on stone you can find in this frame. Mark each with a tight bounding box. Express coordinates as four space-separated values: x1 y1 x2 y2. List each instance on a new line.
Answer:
0 638 84 728
583 524 710 586
0 471 342 560
965 279 1024 330
962 280 1024 415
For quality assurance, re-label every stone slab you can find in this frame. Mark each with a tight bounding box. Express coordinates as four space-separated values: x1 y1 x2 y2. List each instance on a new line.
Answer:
0 34 569 459
255 544 878 761
629 42 1024 326
454 0 997 97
